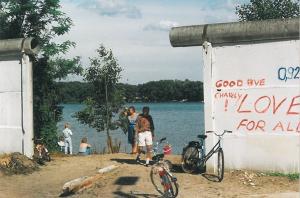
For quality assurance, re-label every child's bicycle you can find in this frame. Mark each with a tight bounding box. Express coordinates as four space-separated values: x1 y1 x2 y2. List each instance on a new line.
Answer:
33 138 51 165
181 130 232 182
150 137 179 198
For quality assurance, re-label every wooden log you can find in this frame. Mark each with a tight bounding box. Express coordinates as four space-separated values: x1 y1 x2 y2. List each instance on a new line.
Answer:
61 165 119 196
98 164 118 173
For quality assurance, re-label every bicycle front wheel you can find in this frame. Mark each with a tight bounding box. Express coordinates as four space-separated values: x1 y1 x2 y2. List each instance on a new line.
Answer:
217 148 224 182
181 146 199 173
150 165 179 197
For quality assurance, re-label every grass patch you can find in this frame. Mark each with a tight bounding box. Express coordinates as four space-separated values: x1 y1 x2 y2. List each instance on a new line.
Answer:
266 172 299 181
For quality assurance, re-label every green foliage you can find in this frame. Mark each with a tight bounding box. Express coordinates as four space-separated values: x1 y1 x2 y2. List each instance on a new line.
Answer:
57 80 204 103
266 172 300 180
75 45 124 153
49 56 82 80
236 0 300 21
136 79 203 102
0 0 74 56
56 81 92 103
0 0 82 151
117 107 130 135
117 83 138 103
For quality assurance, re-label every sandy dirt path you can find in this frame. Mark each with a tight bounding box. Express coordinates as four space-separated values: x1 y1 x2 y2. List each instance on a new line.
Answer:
0 153 299 198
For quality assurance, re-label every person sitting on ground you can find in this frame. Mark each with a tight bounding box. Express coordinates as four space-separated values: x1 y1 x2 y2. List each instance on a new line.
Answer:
78 137 92 155
57 136 65 152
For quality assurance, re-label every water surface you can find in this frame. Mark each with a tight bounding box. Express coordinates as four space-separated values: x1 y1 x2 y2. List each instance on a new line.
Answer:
57 102 204 154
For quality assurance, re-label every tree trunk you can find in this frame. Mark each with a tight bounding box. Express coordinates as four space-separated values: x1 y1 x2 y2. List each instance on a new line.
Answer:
104 75 113 153
106 131 113 153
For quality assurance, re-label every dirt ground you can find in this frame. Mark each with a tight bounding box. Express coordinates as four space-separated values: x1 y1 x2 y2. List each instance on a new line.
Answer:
0 153 299 198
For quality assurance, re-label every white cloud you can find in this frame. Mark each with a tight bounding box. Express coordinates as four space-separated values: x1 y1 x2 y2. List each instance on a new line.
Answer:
59 0 246 84
70 0 142 19
143 20 179 32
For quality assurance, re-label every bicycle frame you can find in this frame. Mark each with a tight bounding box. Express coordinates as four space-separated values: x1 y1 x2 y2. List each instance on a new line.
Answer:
197 130 231 166
201 139 221 164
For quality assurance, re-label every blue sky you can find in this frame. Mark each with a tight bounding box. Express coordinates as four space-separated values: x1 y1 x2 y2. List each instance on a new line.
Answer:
60 0 249 84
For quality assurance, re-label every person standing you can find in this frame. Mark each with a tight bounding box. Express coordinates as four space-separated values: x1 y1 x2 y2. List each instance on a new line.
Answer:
128 106 139 154
63 123 73 155
135 106 155 166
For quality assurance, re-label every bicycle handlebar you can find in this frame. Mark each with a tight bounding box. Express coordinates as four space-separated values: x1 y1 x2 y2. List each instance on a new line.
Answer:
159 137 167 143
153 137 168 153
206 130 232 137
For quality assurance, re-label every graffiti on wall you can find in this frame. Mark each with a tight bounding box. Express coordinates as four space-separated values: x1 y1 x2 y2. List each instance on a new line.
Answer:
278 66 300 82
214 68 300 133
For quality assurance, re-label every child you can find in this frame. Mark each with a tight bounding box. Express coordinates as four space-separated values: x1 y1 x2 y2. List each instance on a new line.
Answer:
63 123 73 154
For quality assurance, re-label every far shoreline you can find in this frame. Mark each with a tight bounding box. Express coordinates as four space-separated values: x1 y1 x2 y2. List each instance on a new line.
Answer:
59 101 205 105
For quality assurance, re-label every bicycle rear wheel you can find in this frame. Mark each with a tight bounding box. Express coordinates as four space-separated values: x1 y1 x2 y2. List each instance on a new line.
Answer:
217 148 224 182
150 165 178 197
181 146 199 173
168 173 179 197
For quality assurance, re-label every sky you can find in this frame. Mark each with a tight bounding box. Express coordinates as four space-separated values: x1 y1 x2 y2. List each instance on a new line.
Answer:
59 0 249 84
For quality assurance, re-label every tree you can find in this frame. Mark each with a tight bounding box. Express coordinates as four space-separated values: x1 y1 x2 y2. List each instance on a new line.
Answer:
236 0 300 21
75 45 124 153
0 0 82 150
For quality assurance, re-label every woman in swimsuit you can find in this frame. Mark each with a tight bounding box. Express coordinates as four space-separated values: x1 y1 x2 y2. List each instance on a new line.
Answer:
128 106 138 154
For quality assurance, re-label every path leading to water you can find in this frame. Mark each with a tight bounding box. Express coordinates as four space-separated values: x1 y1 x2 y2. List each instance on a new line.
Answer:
0 154 298 198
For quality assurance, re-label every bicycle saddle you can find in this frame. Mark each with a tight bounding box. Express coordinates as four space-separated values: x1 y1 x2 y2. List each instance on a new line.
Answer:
152 153 164 162
197 135 207 139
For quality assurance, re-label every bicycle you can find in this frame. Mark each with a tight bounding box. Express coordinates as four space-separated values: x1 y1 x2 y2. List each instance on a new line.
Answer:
181 130 232 182
150 137 179 198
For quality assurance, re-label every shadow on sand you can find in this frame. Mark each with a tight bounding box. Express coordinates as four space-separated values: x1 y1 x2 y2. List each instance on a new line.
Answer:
114 190 160 198
111 158 139 165
170 164 184 173
201 173 220 182
59 190 75 197
114 176 140 185
113 176 159 198
110 158 157 166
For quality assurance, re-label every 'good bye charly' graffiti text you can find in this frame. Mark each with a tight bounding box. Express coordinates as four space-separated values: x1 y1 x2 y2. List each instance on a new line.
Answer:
215 79 265 88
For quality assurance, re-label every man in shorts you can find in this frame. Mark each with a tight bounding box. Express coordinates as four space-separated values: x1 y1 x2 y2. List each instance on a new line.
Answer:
135 106 155 166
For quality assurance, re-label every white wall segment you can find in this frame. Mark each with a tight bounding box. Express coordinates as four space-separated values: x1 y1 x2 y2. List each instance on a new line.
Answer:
0 55 34 157
203 40 300 173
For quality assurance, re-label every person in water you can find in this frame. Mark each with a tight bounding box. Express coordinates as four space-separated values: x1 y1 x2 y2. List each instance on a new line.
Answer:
78 137 92 155
127 106 139 154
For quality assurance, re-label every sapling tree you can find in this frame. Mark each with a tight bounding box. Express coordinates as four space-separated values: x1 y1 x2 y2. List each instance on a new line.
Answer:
75 45 124 153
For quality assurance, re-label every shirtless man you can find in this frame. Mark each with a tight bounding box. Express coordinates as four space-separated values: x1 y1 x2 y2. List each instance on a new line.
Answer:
135 106 154 166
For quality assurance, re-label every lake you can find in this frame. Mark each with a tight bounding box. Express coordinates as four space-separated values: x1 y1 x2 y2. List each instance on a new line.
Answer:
57 102 204 154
